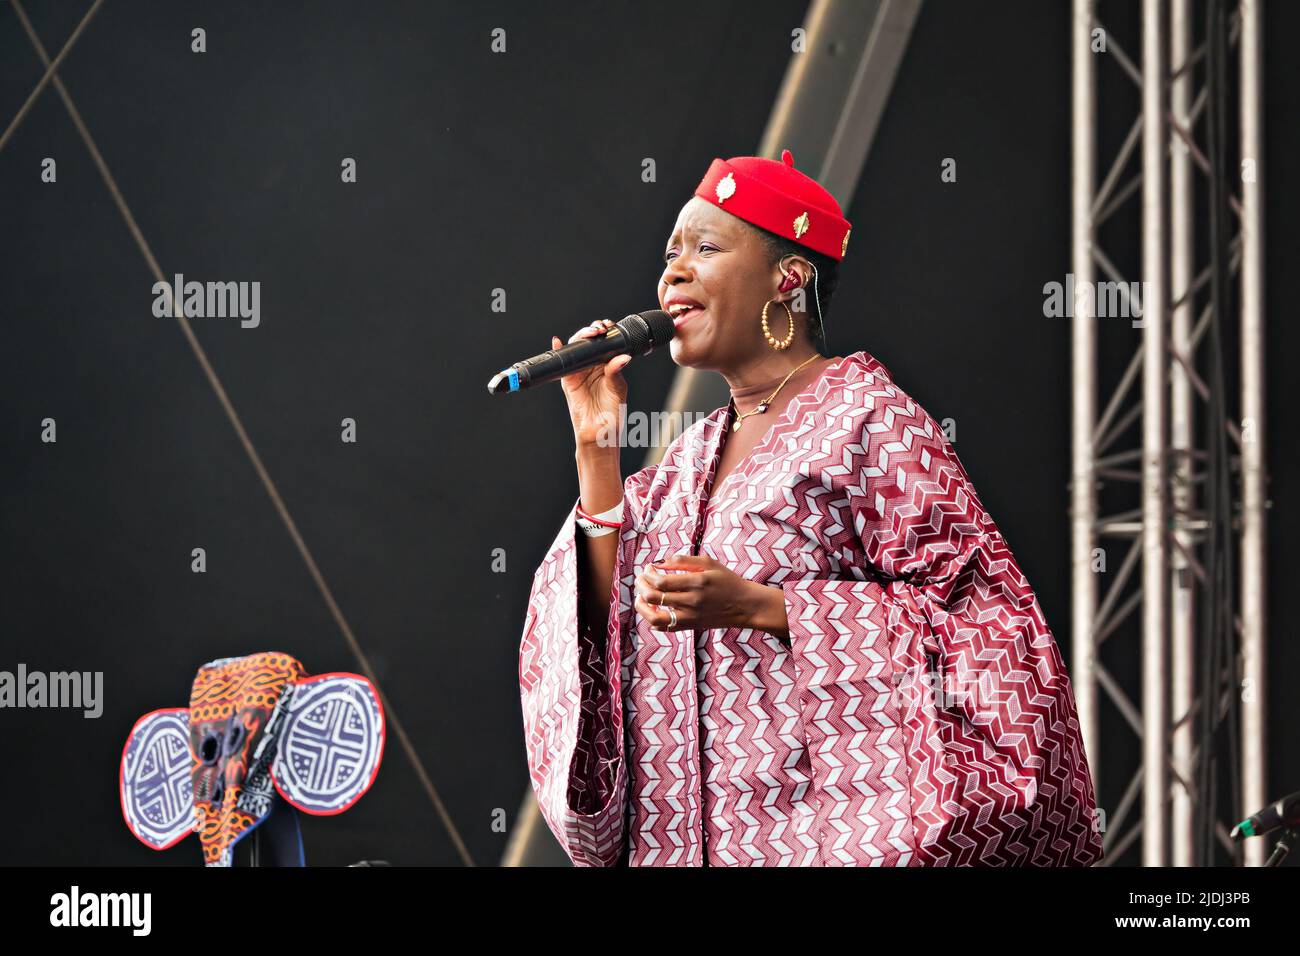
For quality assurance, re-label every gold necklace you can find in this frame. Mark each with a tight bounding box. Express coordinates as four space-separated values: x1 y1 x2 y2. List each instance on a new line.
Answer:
730 355 820 432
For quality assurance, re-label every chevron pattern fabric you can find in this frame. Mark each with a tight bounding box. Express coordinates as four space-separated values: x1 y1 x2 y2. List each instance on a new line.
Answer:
520 351 1103 866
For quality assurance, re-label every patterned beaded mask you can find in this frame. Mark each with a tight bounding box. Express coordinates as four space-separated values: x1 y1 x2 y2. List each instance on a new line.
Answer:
119 652 385 866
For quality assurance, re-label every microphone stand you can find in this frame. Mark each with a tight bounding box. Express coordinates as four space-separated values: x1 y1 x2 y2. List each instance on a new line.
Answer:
1264 827 1298 867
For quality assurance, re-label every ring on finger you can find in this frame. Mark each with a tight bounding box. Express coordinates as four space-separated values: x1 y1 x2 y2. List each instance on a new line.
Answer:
665 606 678 630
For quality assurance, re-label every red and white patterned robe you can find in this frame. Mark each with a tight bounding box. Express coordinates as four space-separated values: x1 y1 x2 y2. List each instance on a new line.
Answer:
519 350 1103 866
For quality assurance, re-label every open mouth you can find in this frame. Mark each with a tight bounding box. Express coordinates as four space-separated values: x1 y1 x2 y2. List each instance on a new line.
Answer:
668 305 705 328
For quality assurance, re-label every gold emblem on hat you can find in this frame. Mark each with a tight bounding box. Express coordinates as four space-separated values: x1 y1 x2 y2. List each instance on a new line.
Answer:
715 172 736 203
792 211 810 239
841 227 851 257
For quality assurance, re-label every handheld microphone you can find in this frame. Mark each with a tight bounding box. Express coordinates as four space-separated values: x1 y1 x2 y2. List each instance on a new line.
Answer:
1231 789 1300 840
487 309 674 394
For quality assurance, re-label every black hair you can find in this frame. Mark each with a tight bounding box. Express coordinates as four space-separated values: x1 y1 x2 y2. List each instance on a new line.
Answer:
752 225 840 351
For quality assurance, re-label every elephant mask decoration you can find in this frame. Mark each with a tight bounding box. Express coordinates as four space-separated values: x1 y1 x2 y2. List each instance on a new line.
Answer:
119 652 385 866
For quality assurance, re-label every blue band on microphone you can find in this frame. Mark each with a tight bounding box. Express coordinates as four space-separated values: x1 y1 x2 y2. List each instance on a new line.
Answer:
507 369 520 392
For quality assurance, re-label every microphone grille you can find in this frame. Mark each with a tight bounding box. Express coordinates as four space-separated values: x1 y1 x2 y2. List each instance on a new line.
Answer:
616 313 652 353
615 310 675 355
621 308 670 348
639 309 675 347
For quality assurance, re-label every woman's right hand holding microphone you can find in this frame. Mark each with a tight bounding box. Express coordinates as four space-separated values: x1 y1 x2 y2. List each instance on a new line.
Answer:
554 318 631 451
557 319 630 630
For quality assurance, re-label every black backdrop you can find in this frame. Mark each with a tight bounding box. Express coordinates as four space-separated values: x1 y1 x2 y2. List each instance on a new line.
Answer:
1 0 1295 866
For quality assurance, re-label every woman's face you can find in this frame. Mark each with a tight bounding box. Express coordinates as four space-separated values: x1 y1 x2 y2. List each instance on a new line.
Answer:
657 196 788 371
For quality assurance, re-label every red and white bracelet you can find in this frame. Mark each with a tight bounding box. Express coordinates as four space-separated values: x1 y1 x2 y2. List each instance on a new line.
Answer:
576 500 624 537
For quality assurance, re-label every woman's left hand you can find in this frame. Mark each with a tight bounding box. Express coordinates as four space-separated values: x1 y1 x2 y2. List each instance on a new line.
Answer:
633 554 789 640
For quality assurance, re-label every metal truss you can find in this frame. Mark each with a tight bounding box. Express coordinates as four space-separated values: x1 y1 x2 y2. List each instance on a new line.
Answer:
1071 0 1267 866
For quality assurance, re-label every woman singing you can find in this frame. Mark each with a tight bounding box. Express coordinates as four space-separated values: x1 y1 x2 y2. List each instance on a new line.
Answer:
518 149 1103 867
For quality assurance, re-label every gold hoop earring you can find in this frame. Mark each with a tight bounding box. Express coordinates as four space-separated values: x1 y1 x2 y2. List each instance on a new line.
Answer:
761 299 796 351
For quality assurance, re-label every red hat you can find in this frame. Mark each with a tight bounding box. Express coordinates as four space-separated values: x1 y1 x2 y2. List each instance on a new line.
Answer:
693 148 851 261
